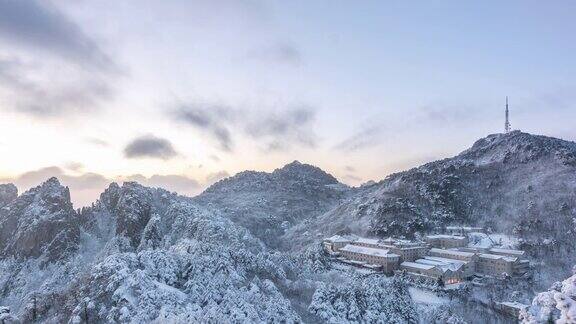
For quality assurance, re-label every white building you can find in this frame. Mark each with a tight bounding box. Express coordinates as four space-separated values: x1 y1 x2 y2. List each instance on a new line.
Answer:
425 234 468 249
476 253 517 277
399 261 462 285
322 235 355 252
488 248 526 258
428 248 477 262
339 244 400 274
423 256 474 278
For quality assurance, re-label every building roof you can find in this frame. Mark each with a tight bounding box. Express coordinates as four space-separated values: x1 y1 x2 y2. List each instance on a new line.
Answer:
325 235 349 243
415 259 463 272
479 253 517 262
340 244 399 258
424 256 468 266
394 240 423 247
489 248 525 256
426 234 466 240
429 248 475 258
324 234 357 243
355 237 381 245
401 261 436 271
446 226 483 231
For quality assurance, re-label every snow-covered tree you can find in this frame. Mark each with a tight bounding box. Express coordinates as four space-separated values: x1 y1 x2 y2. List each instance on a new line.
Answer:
521 266 576 323
309 276 417 323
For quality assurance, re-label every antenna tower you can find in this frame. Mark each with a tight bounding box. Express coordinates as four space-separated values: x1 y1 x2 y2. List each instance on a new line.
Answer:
505 96 511 133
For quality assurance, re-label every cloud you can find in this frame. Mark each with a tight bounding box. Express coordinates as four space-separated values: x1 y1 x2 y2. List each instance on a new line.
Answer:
205 170 230 184
0 166 110 206
171 102 317 152
1 166 203 206
244 106 317 151
247 42 302 65
0 0 119 118
122 174 200 193
344 165 355 172
0 0 113 69
124 135 178 160
0 57 113 117
416 102 483 125
85 137 109 147
63 162 84 172
335 101 484 153
12 167 109 191
335 123 383 152
172 103 236 151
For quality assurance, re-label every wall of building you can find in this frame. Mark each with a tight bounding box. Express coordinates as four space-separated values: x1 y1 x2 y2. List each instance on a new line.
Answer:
429 249 476 262
340 249 399 274
476 257 514 276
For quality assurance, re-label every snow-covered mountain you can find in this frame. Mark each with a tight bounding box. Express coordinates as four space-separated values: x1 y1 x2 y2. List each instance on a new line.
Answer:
286 131 576 284
0 177 415 323
0 184 17 207
1 131 575 323
0 178 79 263
195 160 350 249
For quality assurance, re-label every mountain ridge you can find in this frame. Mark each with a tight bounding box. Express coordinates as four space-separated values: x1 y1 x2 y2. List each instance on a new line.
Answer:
284 131 576 287
1 131 575 322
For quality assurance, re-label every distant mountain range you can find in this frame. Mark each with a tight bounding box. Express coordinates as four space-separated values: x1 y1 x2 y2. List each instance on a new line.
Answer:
1 131 575 323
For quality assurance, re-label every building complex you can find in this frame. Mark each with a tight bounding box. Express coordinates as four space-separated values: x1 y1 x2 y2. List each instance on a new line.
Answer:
323 232 530 285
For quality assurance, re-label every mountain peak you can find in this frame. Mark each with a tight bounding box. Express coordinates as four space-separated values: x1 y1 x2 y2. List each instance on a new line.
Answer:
46 176 60 184
285 160 302 166
0 177 78 261
274 161 340 185
25 177 72 209
460 131 576 166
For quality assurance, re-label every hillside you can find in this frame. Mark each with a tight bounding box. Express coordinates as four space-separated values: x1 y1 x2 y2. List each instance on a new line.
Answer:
0 178 416 323
286 131 576 284
194 160 351 249
1 131 575 322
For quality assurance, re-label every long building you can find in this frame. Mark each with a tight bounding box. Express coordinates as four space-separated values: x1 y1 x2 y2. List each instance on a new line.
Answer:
322 235 356 252
425 234 468 249
324 234 530 281
378 239 429 262
476 253 529 277
488 248 526 258
399 261 462 285
446 226 484 235
323 235 428 262
423 256 474 278
339 244 400 274
353 237 382 248
428 248 477 262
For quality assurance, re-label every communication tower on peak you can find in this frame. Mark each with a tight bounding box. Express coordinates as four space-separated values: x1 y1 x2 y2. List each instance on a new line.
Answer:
505 96 511 133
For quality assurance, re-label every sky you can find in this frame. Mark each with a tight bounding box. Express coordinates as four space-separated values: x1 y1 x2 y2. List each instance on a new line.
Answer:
1 0 576 206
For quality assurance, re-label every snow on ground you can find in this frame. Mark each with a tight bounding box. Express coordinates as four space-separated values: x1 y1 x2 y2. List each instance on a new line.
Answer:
330 261 379 275
489 234 520 249
408 287 449 306
468 232 519 249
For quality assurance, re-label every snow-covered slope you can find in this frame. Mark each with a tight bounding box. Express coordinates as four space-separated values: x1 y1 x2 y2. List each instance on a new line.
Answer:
0 178 415 323
0 180 292 322
0 184 17 207
521 265 576 323
286 131 576 282
1 131 575 323
195 160 350 249
0 178 79 263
